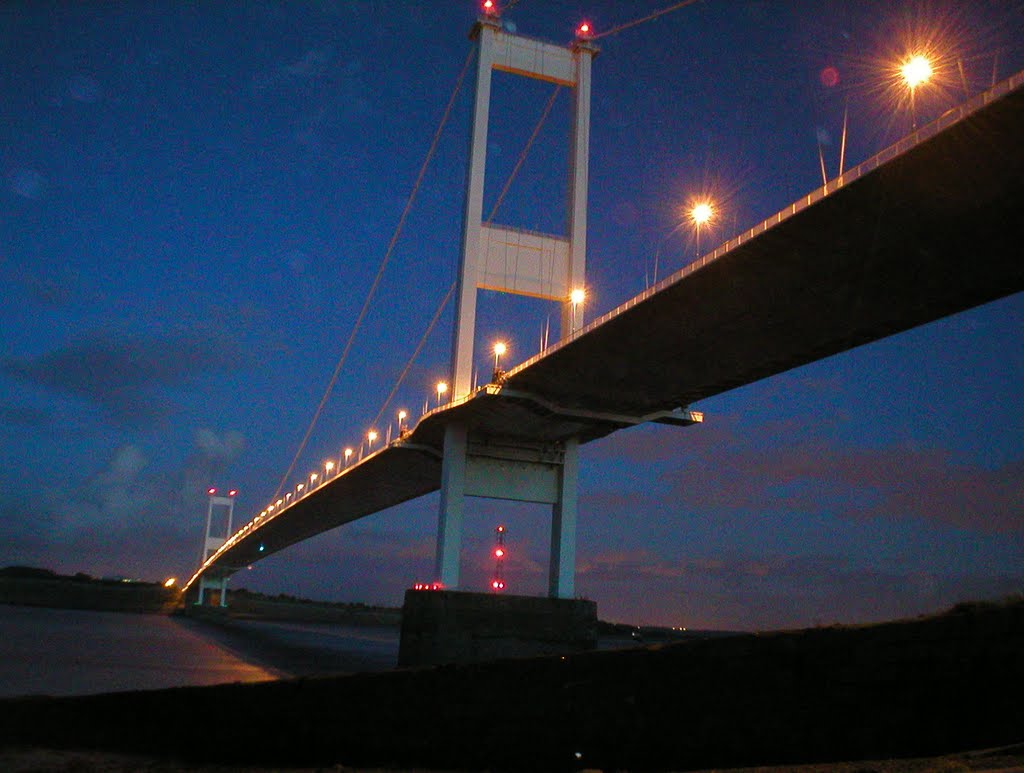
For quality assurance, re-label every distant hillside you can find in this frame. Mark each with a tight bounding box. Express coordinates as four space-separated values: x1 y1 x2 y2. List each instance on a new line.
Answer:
211 588 401 626
0 566 180 614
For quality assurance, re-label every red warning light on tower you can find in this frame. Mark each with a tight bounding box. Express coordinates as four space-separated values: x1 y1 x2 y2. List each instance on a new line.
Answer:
207 487 217 496
491 524 507 593
482 0 498 16
576 21 593 39
228 489 238 497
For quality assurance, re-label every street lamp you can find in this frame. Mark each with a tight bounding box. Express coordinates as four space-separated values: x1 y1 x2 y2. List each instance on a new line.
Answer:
309 472 318 488
689 199 715 259
436 381 448 407
367 429 378 447
492 342 507 381
397 410 407 434
900 53 933 130
344 447 353 466
569 288 585 331
325 460 335 477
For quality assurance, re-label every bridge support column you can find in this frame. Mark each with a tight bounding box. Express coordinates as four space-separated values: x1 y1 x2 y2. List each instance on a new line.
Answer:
435 423 468 588
549 437 578 599
433 431 580 599
194 489 236 607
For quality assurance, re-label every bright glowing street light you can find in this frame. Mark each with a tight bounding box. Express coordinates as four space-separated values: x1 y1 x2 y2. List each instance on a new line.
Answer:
309 472 318 488
690 201 714 227
493 342 507 377
367 429 378 446
436 381 448 406
901 54 933 89
900 53 933 130
397 410 408 433
344 447 353 465
569 288 585 330
325 460 335 477
688 199 715 259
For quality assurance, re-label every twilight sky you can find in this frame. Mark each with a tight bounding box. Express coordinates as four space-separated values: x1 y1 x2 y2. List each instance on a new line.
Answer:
2 0 1022 630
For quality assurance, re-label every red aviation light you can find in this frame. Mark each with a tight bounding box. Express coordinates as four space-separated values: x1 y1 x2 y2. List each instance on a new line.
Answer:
228 489 238 497
494 548 505 558
482 0 497 16
491 579 506 591
207 487 217 496
576 21 593 39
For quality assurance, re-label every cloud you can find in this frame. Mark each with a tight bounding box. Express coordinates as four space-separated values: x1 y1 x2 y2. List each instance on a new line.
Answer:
658 440 1024 535
251 46 334 95
67 73 102 103
283 47 332 78
180 429 247 509
0 404 51 428
0 255 81 308
0 429 247 580
576 547 1024 631
2 328 251 426
8 167 47 200
591 414 1024 534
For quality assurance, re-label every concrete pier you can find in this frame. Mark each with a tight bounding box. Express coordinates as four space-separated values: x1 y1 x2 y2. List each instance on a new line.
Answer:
398 589 597 667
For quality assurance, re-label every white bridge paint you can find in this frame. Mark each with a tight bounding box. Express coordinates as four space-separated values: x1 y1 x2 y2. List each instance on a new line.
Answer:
436 12 597 598
197 493 235 606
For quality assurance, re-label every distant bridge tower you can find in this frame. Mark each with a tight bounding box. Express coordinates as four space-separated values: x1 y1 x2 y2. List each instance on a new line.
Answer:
435 6 597 598
197 487 236 606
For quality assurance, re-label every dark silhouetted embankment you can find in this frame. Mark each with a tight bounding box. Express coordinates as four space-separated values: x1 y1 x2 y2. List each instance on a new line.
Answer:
0 567 180 614
1 598 1021 770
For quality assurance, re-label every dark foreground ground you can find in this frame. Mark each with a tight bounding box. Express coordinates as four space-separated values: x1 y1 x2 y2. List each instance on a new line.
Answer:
2 743 1024 772
1 598 1021 771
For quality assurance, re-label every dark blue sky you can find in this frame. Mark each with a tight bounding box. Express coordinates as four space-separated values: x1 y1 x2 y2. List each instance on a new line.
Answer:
2 0 1022 629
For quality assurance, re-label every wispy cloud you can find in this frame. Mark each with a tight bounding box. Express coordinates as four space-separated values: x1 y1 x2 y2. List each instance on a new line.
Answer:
577 547 1024 631
2 328 251 426
0 404 51 428
250 46 334 95
591 413 1024 534
0 428 246 579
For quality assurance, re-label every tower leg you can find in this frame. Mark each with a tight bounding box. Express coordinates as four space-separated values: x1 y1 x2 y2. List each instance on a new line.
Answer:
435 422 468 588
549 437 579 599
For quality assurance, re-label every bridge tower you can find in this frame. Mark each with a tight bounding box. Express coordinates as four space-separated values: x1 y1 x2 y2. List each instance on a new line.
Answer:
435 6 597 598
196 487 236 606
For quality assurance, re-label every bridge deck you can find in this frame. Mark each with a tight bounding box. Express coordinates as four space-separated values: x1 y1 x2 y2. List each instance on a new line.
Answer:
188 72 1024 586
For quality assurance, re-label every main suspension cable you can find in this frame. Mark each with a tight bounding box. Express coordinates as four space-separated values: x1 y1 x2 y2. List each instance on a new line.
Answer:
592 0 702 40
272 45 476 502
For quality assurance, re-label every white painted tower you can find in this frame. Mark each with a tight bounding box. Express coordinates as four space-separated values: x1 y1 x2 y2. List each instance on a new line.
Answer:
435 7 597 598
197 487 236 606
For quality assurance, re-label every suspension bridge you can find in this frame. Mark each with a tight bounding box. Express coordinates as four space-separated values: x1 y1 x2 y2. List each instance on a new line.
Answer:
184 5 1024 606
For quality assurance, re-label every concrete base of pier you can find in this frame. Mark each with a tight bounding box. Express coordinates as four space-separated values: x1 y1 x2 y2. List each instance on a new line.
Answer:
398 589 597 667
